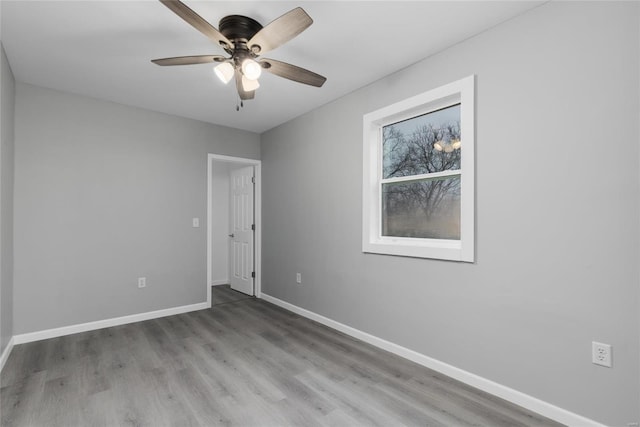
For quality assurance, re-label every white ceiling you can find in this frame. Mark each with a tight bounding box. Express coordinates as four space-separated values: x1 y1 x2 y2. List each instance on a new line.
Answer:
1 1 543 133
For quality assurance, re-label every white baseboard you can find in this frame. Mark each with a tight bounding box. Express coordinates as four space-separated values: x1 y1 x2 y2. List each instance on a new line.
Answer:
0 336 15 372
259 293 604 427
13 302 208 345
211 279 229 286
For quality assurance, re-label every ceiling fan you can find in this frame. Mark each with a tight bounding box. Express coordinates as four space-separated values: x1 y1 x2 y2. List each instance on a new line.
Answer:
152 0 327 107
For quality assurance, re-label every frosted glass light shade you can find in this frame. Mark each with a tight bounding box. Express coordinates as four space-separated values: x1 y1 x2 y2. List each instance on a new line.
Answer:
242 75 260 91
214 62 234 84
241 59 262 80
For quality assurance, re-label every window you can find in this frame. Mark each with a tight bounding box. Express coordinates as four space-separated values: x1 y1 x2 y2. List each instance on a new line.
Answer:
362 76 475 262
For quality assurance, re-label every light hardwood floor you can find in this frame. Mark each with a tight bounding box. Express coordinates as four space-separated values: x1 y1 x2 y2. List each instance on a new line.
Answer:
1 286 563 426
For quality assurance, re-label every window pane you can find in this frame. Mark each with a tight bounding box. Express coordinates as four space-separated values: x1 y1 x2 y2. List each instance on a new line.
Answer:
383 104 461 179
382 176 460 239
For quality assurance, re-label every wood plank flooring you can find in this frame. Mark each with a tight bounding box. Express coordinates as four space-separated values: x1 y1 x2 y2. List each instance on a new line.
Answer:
211 284 253 306
1 288 564 426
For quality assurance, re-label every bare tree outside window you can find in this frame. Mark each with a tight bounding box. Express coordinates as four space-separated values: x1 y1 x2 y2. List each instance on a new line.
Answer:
381 104 461 239
363 75 474 261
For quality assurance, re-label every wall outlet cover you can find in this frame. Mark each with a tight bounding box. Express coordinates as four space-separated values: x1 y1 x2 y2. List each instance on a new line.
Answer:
592 341 612 368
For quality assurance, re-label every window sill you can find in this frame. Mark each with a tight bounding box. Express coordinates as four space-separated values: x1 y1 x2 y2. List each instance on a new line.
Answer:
363 239 472 262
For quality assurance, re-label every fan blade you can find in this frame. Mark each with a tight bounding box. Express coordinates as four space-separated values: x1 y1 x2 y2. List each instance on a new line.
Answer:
235 70 255 100
151 55 226 66
260 58 326 87
159 0 233 50
247 7 312 55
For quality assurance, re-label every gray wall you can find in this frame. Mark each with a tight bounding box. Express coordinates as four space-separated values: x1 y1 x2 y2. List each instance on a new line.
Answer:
13 83 259 334
0 43 15 356
260 2 639 425
211 160 230 285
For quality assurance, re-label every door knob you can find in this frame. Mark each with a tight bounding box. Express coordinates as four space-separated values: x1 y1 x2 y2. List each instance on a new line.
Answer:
228 233 234 238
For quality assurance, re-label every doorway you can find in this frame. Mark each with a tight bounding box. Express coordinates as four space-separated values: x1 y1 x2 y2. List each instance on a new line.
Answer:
207 154 261 308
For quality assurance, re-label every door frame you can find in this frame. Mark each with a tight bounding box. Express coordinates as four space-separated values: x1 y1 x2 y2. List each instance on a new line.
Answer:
207 153 262 307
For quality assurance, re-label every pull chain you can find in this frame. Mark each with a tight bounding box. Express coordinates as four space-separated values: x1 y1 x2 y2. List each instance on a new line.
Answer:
235 94 244 111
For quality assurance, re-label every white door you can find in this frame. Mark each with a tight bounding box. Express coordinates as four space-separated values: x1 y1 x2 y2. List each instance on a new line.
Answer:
229 166 254 295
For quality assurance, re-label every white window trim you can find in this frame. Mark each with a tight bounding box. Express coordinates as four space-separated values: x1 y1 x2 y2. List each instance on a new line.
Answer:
362 75 475 262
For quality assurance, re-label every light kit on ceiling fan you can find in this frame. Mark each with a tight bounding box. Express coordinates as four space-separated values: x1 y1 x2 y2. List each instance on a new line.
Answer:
241 59 262 81
214 62 234 84
241 75 260 91
151 0 326 109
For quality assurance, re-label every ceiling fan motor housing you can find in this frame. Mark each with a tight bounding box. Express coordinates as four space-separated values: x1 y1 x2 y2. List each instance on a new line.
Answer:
219 15 263 50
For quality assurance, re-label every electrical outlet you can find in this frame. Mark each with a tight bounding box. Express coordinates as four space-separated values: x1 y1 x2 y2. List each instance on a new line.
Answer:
592 341 612 368
296 273 301 284
192 218 200 228
138 277 146 288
